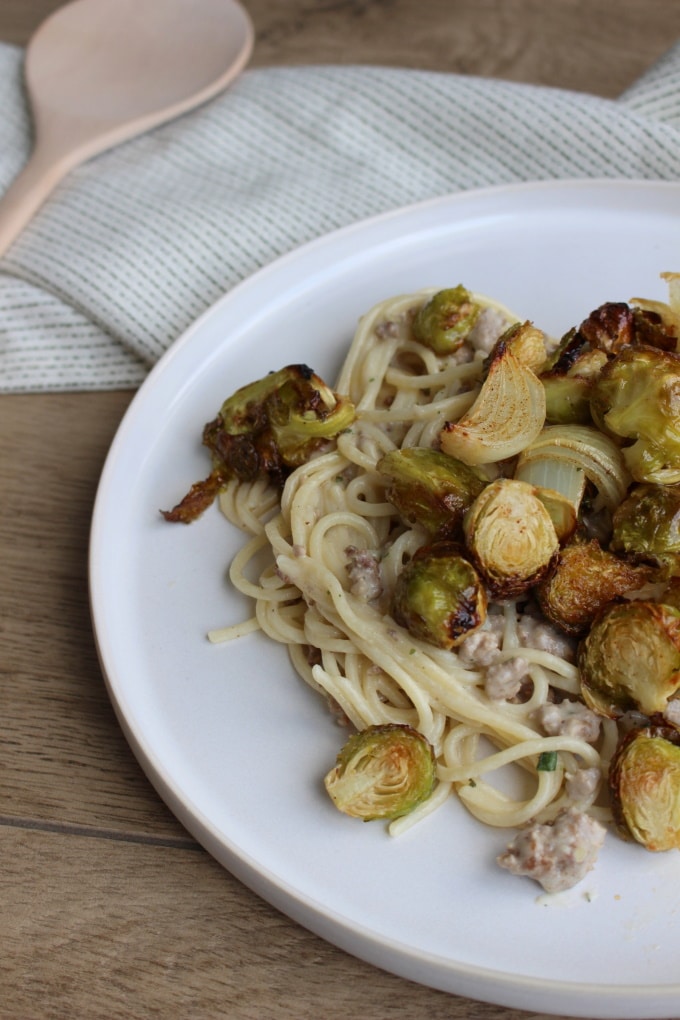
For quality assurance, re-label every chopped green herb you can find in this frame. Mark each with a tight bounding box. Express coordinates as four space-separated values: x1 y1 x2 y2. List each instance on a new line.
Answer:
537 750 558 772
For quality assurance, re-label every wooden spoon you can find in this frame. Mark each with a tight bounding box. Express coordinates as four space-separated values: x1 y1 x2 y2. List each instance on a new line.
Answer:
0 0 254 256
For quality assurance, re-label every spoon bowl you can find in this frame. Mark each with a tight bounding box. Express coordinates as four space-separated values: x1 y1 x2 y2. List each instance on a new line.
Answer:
0 0 254 255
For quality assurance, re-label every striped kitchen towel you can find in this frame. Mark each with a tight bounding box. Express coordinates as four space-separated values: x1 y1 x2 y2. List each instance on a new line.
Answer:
1 41 679 391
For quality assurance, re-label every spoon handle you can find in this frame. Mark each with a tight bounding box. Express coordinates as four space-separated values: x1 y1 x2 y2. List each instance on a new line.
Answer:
0 147 69 257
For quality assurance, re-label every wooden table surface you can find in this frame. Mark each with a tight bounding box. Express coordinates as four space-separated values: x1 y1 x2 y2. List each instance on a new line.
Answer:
2 3 680 1019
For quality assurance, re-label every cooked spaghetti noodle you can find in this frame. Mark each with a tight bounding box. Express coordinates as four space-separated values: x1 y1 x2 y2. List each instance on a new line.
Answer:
210 288 617 837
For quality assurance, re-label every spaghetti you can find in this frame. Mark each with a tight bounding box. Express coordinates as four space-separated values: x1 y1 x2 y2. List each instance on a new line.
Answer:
210 288 616 838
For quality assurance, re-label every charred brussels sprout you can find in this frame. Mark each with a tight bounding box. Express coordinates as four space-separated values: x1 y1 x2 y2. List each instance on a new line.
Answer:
611 483 680 575
541 373 595 426
463 478 559 600
378 447 487 538
324 723 436 821
536 539 652 637
488 320 548 373
609 727 680 851
590 345 680 484
578 301 676 355
579 602 680 718
391 541 487 649
162 365 355 522
412 286 480 355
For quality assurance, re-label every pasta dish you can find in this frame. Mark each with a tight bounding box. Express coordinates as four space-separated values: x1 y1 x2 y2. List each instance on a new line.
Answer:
163 280 680 894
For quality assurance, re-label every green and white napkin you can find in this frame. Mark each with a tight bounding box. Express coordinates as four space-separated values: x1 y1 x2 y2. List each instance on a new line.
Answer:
1 41 679 391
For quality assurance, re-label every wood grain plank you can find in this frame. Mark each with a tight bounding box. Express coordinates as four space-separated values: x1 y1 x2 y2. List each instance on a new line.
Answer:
3 0 680 97
1 826 564 1020
0 392 186 836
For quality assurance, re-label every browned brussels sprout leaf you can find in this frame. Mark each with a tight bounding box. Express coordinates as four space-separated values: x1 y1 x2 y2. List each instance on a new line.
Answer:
579 601 680 718
536 538 653 637
609 726 680 851
487 320 548 374
324 723 436 821
378 447 487 539
162 365 355 522
463 478 559 600
540 374 594 426
391 541 487 649
611 483 680 576
412 286 481 355
590 345 680 484
578 301 676 355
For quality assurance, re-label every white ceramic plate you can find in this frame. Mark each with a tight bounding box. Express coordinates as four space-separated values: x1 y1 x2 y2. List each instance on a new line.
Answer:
90 180 680 1019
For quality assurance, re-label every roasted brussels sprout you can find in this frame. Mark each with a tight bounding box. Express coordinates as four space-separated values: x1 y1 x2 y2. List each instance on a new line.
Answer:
579 601 680 718
609 726 680 851
590 345 680 484
324 723 436 821
536 538 652 637
539 300 677 426
611 482 680 575
378 447 487 538
411 286 480 355
489 320 548 374
578 301 676 355
632 272 680 343
162 365 355 522
391 541 487 649
540 373 594 426
463 478 559 600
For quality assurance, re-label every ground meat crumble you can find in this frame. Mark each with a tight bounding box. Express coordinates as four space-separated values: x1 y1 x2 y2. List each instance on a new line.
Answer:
345 545 383 602
497 807 606 893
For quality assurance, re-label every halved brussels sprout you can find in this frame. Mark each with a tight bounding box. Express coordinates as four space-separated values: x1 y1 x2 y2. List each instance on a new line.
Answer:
611 482 680 575
378 447 487 538
536 539 652 637
412 286 481 355
463 478 559 600
162 365 355 522
541 374 594 426
609 726 680 851
578 301 676 355
579 601 680 717
590 345 680 484
391 541 487 649
324 723 436 821
489 320 548 373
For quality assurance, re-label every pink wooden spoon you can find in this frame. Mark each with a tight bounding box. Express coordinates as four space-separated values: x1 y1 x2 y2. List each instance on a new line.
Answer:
0 0 254 256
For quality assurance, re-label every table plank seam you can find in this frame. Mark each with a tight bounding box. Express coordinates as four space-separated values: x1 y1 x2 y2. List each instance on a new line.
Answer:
0 814 201 850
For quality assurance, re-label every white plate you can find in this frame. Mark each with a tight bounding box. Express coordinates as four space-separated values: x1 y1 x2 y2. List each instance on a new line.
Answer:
90 180 680 1019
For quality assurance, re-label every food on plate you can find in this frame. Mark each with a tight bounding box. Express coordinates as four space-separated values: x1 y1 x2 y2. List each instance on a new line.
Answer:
411 285 481 355
439 337 546 463
536 538 652 637
463 478 559 600
609 726 680 851
579 601 680 718
377 447 487 539
590 345 680 484
162 364 355 523
611 482 680 573
163 275 680 894
324 723 436 821
390 540 487 649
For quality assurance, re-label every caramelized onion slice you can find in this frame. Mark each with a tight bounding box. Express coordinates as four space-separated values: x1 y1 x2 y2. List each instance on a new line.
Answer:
439 343 545 465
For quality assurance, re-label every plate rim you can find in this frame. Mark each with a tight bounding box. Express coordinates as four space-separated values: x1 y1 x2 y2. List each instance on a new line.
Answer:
89 177 680 1018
